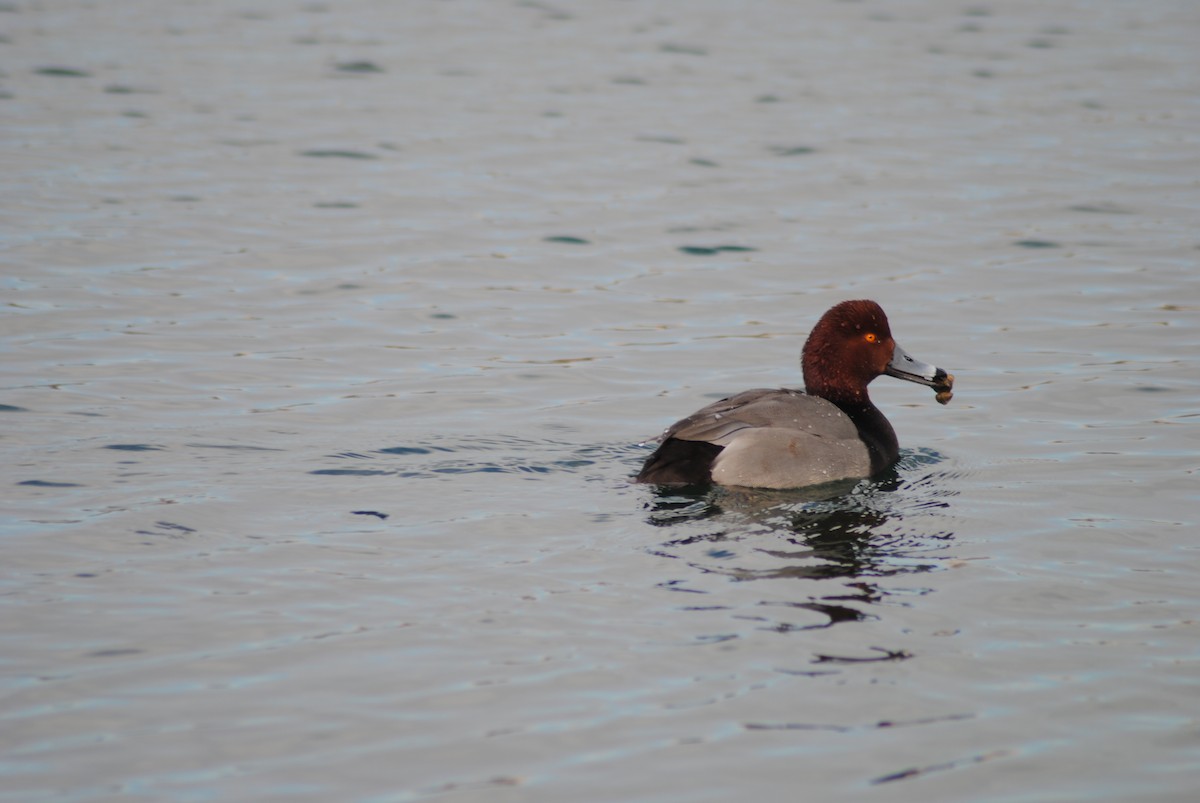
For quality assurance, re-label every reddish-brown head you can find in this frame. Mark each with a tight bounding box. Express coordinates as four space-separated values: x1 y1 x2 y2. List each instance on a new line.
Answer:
801 299 896 402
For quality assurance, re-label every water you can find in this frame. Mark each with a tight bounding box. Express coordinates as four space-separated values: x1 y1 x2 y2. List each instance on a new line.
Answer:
3 1 1199 800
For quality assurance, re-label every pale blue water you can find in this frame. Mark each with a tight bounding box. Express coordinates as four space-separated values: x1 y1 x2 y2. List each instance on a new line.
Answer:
3 1 1199 801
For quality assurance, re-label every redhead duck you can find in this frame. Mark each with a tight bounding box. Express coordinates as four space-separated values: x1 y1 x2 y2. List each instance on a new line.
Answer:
636 299 954 489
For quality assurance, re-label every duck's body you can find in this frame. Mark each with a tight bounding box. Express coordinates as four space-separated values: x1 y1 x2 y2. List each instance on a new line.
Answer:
637 388 888 488
635 300 952 489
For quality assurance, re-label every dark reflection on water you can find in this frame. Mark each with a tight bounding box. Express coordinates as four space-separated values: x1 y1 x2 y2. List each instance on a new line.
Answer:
642 450 959 639
645 450 954 576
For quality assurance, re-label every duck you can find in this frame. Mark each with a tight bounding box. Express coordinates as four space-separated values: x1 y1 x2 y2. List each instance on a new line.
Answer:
635 299 953 489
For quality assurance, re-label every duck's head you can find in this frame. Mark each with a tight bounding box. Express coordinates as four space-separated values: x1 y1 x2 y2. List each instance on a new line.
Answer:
802 299 952 403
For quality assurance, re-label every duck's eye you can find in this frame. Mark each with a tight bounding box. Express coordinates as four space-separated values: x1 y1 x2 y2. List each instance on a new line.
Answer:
864 333 877 344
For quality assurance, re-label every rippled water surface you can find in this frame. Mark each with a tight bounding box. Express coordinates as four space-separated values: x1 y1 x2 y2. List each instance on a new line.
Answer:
4 1 1199 800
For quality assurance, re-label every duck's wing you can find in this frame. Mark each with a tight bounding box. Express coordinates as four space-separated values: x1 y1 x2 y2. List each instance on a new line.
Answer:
656 388 857 445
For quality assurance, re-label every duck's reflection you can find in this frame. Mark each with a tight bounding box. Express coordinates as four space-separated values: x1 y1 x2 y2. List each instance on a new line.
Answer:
643 451 957 641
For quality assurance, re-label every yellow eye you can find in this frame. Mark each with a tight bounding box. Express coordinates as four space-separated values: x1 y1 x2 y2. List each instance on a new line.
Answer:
864 333 877 343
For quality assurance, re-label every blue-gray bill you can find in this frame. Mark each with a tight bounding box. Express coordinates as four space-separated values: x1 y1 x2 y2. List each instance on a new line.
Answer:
885 344 955 405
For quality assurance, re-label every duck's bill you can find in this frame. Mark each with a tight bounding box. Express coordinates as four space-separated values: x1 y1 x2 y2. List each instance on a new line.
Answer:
886 344 954 404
